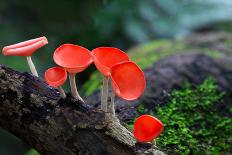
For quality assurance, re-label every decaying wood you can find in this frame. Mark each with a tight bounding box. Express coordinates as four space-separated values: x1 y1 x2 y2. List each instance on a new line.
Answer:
0 65 165 155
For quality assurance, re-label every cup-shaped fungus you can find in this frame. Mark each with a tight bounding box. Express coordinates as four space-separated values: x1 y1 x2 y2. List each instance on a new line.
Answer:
110 61 146 114
91 47 129 112
53 44 92 102
2 36 48 77
133 115 163 143
45 67 67 98
111 61 146 100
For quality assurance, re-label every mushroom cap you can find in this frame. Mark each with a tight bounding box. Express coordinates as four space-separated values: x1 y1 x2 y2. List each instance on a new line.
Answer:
53 44 93 73
45 67 67 87
2 36 48 56
111 61 146 101
91 47 129 76
133 115 163 143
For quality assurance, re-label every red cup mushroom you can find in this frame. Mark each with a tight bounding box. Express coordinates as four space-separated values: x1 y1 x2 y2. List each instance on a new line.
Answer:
133 114 163 143
111 61 146 100
53 44 93 102
2 36 48 77
45 67 67 98
110 61 146 115
91 47 129 112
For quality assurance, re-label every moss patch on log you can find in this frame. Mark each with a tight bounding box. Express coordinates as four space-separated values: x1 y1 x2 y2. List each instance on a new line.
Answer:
129 78 232 154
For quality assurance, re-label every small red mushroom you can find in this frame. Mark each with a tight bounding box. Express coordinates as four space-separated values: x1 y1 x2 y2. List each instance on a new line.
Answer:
2 36 48 77
45 67 67 98
133 115 163 143
110 61 146 115
91 47 129 76
91 47 129 112
53 44 92 102
111 61 146 100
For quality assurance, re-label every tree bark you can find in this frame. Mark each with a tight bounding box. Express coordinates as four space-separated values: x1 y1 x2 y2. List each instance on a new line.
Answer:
0 65 165 155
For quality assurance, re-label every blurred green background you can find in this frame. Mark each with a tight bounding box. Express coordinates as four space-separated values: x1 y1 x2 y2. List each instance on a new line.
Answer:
0 0 231 154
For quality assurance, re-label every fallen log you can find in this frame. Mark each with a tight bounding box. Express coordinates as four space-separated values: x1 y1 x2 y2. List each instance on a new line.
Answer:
0 65 165 155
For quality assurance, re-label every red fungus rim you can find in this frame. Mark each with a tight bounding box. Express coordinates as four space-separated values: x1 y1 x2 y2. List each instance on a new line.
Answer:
53 44 93 72
2 36 48 56
133 115 164 143
110 61 146 101
91 47 129 76
45 67 67 87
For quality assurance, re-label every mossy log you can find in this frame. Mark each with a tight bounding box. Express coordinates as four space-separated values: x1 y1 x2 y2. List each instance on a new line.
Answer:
0 65 165 155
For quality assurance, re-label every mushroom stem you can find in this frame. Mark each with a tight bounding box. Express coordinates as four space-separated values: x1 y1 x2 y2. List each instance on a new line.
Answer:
152 139 157 146
101 76 109 112
26 56 38 77
110 91 116 116
69 73 84 103
57 86 66 98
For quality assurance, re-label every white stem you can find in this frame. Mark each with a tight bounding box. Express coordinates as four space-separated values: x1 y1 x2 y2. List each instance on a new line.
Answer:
26 56 38 77
101 76 109 112
110 91 116 116
57 86 66 98
152 139 157 145
69 73 84 103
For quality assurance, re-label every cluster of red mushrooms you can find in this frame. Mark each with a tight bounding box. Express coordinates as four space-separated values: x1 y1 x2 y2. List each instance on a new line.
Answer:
2 36 164 144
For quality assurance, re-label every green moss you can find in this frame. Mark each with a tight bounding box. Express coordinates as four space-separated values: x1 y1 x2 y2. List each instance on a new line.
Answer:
224 39 232 47
24 149 40 155
131 78 232 154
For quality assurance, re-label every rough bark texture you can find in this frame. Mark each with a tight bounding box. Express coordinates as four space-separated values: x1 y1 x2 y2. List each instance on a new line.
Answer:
0 65 165 155
87 53 232 122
